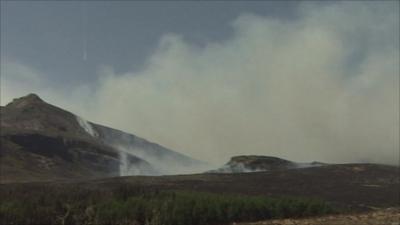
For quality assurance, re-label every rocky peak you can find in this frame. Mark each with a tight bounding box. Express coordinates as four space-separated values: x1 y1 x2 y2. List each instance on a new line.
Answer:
7 93 44 108
1 93 83 135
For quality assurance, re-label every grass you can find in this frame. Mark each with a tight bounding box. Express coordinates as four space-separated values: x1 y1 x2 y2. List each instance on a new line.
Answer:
0 184 335 225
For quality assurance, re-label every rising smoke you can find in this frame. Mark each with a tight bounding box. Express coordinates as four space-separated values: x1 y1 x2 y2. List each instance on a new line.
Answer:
1 2 399 166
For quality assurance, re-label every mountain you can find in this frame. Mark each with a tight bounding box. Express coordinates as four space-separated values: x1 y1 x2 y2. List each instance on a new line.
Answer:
0 94 208 182
93 124 208 175
208 155 326 173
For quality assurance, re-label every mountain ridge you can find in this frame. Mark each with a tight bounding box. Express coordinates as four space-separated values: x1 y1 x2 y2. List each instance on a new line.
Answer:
0 93 208 182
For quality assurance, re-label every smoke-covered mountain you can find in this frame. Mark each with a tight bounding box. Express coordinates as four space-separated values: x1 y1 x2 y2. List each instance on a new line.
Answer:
0 94 208 182
208 155 326 173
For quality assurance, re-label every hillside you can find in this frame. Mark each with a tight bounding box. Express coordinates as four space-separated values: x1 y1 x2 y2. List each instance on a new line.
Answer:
1 94 398 225
0 94 207 182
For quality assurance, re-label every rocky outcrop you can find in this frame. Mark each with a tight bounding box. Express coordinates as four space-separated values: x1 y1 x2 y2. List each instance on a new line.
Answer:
208 155 326 173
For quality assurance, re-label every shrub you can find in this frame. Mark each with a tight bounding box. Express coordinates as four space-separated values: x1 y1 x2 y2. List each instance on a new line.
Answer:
0 186 335 225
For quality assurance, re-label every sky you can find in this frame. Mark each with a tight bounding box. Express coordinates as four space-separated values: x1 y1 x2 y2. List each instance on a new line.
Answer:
1 1 399 166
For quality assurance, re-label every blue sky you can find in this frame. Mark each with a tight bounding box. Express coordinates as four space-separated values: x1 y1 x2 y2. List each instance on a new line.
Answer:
1 1 398 165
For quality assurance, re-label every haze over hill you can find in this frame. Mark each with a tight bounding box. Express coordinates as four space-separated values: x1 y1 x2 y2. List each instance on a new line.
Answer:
0 94 209 182
1 93 398 182
0 94 398 223
2 2 398 166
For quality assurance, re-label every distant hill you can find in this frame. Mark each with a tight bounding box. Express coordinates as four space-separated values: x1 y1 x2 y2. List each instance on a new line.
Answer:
208 155 326 173
0 94 208 182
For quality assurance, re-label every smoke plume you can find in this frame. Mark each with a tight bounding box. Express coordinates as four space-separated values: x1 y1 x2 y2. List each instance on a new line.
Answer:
1 2 399 165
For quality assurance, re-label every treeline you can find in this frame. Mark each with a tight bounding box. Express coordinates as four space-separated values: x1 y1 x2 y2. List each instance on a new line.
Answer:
0 185 335 225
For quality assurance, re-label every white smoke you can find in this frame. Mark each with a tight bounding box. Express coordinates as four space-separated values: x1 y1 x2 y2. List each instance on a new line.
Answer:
1 2 399 166
113 144 211 175
118 151 152 176
88 2 399 165
211 162 266 174
76 116 151 176
118 151 129 176
76 116 98 137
